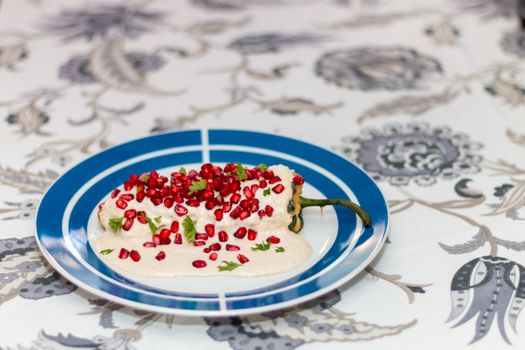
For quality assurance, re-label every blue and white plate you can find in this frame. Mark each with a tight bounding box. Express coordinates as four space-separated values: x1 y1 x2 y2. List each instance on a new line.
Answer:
35 129 388 316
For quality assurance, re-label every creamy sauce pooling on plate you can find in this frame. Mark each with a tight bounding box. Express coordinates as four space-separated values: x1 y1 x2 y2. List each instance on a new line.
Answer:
91 165 311 277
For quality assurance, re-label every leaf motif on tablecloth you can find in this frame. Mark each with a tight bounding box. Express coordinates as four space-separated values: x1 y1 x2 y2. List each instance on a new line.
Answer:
484 78 525 107
484 179 525 216
35 329 141 349
0 42 29 70
254 97 342 116
447 256 525 344
0 166 56 194
89 33 185 95
5 103 51 136
357 89 459 124
80 299 125 329
0 237 75 305
206 290 416 348
324 11 430 30
506 129 525 148
493 237 525 251
439 229 487 254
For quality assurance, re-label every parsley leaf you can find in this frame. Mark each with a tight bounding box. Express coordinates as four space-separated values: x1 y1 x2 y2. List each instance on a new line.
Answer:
100 248 114 255
178 167 187 175
257 163 268 170
235 162 247 181
218 261 242 272
108 217 123 232
189 179 207 195
154 216 162 224
275 247 285 253
251 241 271 251
182 216 196 242
140 174 150 183
263 188 271 196
146 217 165 234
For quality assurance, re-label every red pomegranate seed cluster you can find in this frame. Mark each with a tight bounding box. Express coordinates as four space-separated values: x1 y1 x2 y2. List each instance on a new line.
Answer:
107 163 289 268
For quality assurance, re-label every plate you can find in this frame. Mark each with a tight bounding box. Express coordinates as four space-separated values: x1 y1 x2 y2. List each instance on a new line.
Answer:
35 129 389 316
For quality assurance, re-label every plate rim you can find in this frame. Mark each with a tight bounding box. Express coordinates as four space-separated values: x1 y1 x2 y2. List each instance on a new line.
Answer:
35 128 390 317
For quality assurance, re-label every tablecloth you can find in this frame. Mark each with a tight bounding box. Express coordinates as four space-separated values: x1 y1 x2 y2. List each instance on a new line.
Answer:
1 0 525 348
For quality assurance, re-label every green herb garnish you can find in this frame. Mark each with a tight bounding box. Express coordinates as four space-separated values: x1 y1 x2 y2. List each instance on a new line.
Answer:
140 174 150 183
235 162 247 181
108 217 123 232
178 167 187 175
182 216 196 242
218 261 242 272
100 248 114 255
189 179 207 195
257 163 268 170
154 216 162 224
251 241 271 251
263 188 271 196
146 217 165 234
275 247 285 253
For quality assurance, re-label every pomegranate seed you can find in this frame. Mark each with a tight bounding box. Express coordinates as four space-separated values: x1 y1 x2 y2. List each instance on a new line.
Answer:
263 170 275 179
136 190 146 202
230 206 242 219
205 199 217 210
209 252 218 261
293 175 304 185
150 170 159 180
174 193 184 203
248 229 257 241
259 179 268 188
136 182 145 192
174 233 182 244
111 189 121 199
243 186 254 200
222 202 232 213
118 248 129 259
234 227 247 239
155 251 166 261
265 205 274 217
192 260 207 268
188 169 199 178
159 237 171 245
224 163 236 172
193 240 206 246
146 188 157 197
239 210 251 220
129 174 138 184
98 203 103 211
186 199 200 207
214 209 223 221
266 235 281 244
196 233 208 241
175 204 188 216
202 189 214 201
218 231 229 242
152 234 161 245
269 176 281 184
130 250 141 262
203 246 211 253
164 197 174 208
205 224 215 238
122 218 134 231
200 163 214 179
237 254 249 264
124 181 132 191
159 228 171 240
240 199 251 209
124 209 136 219
160 187 171 197
169 220 179 233
251 184 259 194
258 210 266 218
210 243 221 251
251 199 259 213
272 184 284 194
230 193 241 204
143 242 156 248
226 244 240 251
151 196 163 206
137 211 147 224
116 199 127 209
119 193 134 201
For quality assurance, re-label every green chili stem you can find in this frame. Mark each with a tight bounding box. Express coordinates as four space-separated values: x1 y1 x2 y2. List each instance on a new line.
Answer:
300 197 372 228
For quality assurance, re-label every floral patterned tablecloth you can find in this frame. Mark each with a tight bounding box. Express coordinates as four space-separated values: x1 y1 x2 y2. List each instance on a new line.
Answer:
2 0 525 348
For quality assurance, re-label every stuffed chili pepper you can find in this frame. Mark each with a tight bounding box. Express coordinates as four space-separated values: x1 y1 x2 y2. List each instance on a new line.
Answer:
94 163 371 277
